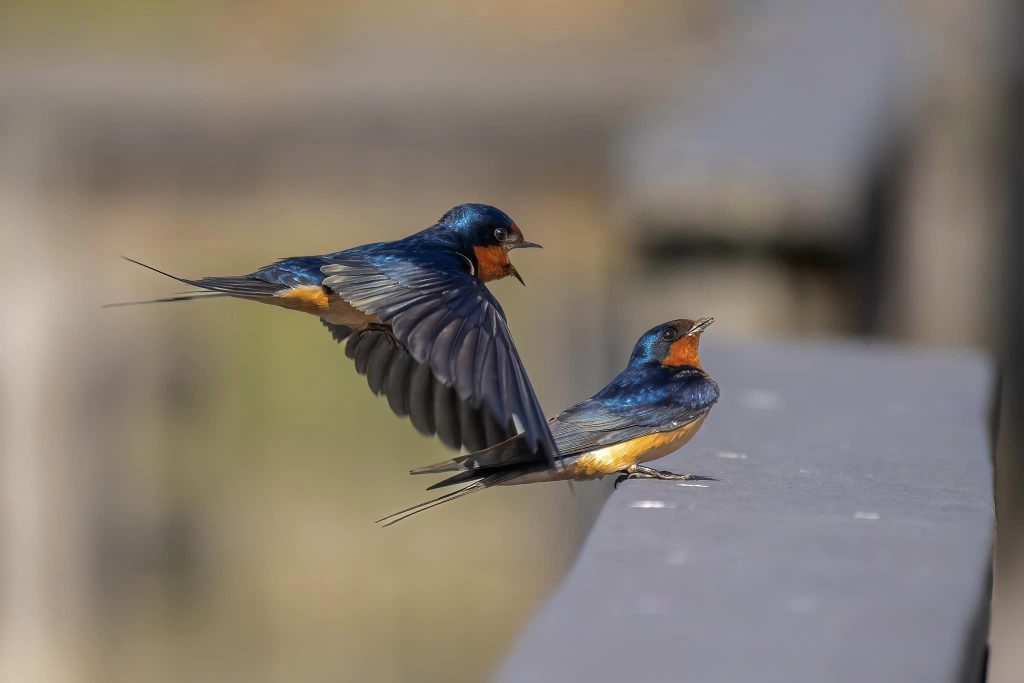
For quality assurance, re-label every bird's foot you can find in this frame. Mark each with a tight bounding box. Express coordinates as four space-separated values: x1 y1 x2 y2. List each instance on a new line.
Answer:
627 464 697 480
614 465 714 488
368 323 402 349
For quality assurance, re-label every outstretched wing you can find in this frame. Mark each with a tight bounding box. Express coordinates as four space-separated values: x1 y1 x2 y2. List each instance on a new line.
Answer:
322 322 517 452
321 252 558 464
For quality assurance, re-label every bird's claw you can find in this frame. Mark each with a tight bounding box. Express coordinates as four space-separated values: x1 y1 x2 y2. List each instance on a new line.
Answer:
367 323 402 349
614 465 714 487
629 465 696 480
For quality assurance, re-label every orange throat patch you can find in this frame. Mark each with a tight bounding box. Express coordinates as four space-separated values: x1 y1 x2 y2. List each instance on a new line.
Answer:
663 336 702 368
473 245 512 282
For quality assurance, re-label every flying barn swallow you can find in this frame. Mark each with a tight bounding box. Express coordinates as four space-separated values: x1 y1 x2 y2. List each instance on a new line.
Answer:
378 318 719 525
112 204 558 464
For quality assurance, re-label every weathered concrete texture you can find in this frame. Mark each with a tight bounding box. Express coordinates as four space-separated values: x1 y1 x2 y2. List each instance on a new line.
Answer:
497 340 995 683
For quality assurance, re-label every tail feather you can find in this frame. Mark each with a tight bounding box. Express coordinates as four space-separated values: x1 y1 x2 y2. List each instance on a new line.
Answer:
410 430 535 476
377 472 516 526
120 256 208 290
425 469 484 491
409 455 471 475
109 256 282 306
102 291 227 308
376 480 487 527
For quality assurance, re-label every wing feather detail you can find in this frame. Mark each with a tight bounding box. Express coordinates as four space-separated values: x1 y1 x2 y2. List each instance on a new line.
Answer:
321 254 557 463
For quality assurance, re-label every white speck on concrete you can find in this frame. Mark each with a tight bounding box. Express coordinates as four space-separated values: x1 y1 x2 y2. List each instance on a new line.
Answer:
636 593 665 615
631 500 674 509
854 511 881 520
676 482 710 488
886 403 913 417
717 451 747 459
799 469 813 474
741 389 784 411
786 596 818 613
666 549 689 565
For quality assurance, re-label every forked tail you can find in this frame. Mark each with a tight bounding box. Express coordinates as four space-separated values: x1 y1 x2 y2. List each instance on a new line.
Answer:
104 256 281 307
376 471 517 527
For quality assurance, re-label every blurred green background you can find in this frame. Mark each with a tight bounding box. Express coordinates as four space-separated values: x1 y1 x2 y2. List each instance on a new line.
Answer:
1 1 1020 682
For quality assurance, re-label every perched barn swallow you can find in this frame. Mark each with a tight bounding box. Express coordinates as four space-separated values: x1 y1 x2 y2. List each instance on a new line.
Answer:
379 318 719 525
111 203 558 464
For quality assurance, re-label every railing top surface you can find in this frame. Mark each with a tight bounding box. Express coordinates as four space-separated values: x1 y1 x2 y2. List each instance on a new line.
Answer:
497 339 994 683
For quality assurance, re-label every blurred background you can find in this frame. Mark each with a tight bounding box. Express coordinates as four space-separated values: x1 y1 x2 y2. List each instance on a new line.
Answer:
0 0 1020 681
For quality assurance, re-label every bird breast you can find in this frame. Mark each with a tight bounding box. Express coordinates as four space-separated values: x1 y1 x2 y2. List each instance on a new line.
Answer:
572 415 708 478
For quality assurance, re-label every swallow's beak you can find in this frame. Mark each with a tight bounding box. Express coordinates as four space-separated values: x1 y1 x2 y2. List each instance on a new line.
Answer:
510 264 526 286
506 241 542 250
688 317 715 335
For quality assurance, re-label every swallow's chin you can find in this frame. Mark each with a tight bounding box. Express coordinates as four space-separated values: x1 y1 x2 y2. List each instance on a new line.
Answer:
474 245 519 283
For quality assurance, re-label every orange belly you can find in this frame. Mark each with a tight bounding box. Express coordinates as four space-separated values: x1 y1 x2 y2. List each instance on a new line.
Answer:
273 286 379 328
571 415 708 478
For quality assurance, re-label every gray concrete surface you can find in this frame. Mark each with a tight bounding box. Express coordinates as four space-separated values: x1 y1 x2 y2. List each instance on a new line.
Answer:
497 340 995 683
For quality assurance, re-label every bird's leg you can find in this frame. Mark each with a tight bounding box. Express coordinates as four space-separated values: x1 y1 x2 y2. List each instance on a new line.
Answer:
624 464 696 481
612 465 715 488
367 323 402 349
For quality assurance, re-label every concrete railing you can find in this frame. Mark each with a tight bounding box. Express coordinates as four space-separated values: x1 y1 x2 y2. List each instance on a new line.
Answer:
497 340 995 683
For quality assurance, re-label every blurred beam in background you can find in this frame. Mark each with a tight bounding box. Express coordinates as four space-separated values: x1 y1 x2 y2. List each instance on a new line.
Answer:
990 0 1024 679
612 0 920 338
999 0 1024 551
0 109 93 683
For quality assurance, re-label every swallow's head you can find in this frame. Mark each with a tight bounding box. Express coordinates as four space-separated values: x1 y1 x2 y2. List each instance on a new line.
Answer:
630 318 714 369
438 203 541 284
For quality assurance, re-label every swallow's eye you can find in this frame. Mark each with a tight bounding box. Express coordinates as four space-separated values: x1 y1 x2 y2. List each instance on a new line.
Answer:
661 328 677 341
494 228 508 241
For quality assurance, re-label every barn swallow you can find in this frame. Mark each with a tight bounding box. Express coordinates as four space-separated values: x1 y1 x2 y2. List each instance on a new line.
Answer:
378 317 719 525
109 203 558 464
